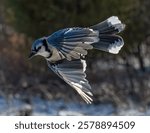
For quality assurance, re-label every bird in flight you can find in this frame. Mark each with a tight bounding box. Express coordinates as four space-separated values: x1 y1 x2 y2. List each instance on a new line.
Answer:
29 16 125 104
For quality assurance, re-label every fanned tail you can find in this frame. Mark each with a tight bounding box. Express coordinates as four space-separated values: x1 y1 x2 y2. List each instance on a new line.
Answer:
90 16 125 54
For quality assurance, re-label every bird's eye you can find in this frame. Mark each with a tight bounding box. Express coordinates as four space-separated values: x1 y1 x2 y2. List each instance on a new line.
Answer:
36 46 42 51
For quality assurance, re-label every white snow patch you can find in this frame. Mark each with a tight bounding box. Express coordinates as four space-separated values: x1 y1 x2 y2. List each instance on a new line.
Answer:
0 97 150 116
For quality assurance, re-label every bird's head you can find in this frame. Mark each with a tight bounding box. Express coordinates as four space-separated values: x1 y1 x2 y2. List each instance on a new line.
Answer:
29 37 51 59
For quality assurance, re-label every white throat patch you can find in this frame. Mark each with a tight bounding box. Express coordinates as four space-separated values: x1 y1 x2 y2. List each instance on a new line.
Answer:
37 46 50 57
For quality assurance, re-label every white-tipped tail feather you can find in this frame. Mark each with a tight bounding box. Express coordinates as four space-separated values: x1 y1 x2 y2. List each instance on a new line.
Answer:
90 16 125 54
108 39 124 54
107 16 121 25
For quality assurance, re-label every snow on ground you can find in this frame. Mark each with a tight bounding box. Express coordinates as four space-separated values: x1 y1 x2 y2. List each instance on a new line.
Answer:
0 96 150 116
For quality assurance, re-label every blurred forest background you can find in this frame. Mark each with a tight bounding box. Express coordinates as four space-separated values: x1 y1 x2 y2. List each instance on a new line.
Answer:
0 0 150 115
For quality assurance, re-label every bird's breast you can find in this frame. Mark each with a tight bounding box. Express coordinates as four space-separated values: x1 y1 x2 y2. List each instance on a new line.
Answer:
46 47 65 63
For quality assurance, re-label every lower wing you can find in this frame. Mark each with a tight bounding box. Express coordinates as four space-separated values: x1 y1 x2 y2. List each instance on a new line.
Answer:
47 59 93 104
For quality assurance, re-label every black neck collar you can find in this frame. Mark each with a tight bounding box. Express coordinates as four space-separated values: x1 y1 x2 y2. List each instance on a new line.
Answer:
46 52 52 59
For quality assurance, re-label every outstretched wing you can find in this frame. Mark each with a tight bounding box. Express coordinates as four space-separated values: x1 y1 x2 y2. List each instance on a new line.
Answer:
47 59 93 104
46 28 99 61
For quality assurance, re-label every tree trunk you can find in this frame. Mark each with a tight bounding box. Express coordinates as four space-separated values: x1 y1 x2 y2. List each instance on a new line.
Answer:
137 43 146 72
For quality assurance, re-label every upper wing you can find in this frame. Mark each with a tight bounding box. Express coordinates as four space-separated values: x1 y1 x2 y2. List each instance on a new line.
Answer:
46 28 99 61
47 59 93 104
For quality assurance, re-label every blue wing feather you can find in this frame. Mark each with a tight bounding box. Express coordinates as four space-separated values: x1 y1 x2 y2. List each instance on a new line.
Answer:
47 59 93 103
46 28 99 60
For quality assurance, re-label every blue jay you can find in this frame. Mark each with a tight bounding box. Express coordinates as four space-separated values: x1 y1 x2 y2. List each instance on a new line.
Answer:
29 16 125 104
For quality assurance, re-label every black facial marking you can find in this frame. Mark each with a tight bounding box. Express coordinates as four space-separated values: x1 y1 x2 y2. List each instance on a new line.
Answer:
42 39 52 59
43 39 50 52
33 49 38 52
37 46 41 51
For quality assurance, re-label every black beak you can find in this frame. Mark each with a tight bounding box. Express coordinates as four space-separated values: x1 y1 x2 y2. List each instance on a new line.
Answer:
28 52 36 59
